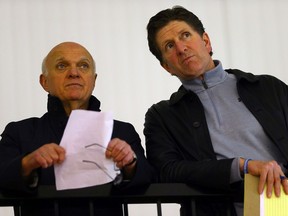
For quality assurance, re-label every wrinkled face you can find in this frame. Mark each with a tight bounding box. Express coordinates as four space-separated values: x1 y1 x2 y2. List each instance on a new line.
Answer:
40 42 96 104
156 20 214 80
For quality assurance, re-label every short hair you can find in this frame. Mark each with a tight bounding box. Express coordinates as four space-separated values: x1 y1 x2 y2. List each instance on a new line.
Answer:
41 56 48 75
147 6 211 64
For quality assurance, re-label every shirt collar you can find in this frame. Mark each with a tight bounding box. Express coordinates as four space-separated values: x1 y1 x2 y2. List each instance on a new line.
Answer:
180 60 227 93
47 94 101 115
169 64 260 106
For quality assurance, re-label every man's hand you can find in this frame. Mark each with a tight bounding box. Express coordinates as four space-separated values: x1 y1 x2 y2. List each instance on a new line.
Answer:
22 143 66 176
105 138 137 180
241 159 288 198
106 138 136 169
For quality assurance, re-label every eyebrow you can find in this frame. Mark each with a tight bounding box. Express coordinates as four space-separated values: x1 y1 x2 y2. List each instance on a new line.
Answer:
78 57 92 63
160 28 193 47
54 57 92 63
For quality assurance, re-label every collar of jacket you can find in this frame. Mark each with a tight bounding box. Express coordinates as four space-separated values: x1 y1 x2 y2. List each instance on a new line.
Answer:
169 69 260 106
47 94 101 114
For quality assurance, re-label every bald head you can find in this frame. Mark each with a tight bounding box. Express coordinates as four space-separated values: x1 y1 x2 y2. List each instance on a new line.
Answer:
42 42 96 75
39 41 97 115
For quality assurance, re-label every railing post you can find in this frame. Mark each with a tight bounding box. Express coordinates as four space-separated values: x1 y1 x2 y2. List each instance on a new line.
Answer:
156 200 162 216
191 199 197 216
89 200 94 216
225 198 232 216
53 200 59 216
14 205 21 216
123 203 129 216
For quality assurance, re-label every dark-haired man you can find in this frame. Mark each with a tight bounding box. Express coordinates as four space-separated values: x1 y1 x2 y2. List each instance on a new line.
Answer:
144 6 288 215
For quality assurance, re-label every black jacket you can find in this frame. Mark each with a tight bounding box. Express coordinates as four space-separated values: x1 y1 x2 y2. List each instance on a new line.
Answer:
144 69 288 201
0 95 153 216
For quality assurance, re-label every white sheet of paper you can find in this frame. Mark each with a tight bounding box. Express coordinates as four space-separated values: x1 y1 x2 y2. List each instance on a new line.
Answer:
54 110 117 190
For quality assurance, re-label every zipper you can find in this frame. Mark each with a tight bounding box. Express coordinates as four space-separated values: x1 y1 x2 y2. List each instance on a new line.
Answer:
201 79 208 89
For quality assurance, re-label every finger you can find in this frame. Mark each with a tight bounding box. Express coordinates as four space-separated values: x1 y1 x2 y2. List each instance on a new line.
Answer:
258 172 267 195
34 152 49 168
109 141 127 160
38 147 61 167
107 138 120 150
106 139 122 158
39 153 54 167
54 146 66 163
107 139 135 167
273 172 282 197
266 170 274 198
105 149 112 158
105 138 124 159
281 177 288 195
114 145 131 162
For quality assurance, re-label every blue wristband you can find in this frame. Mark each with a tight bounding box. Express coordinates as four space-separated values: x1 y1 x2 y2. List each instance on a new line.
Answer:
244 158 252 174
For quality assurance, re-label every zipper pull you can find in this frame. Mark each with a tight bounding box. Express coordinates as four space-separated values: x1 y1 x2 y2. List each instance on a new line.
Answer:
201 79 208 89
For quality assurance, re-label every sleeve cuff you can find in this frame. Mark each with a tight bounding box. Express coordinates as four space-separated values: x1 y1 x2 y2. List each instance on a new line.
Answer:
230 157 243 183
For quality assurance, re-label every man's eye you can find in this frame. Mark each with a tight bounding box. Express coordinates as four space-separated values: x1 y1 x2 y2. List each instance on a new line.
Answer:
183 32 191 38
56 63 66 70
165 42 174 50
80 63 89 69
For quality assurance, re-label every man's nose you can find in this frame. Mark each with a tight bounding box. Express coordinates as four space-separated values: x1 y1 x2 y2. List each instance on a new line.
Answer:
68 67 80 77
176 42 187 55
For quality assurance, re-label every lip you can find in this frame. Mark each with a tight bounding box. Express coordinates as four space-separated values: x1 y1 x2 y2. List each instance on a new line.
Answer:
65 83 83 87
182 55 194 64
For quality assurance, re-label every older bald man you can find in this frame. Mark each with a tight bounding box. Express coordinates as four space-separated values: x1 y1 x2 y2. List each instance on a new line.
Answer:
0 42 153 216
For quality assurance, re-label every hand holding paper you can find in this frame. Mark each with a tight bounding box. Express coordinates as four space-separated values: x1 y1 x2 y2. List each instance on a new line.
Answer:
54 110 117 190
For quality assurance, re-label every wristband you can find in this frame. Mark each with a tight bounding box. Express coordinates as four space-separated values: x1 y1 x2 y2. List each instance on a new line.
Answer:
244 158 252 174
125 154 137 167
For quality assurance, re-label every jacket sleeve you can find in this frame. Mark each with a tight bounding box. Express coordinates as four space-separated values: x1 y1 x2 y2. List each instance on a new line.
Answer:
144 103 234 191
0 122 37 193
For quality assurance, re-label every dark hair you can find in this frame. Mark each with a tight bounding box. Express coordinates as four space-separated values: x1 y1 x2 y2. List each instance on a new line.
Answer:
147 6 210 63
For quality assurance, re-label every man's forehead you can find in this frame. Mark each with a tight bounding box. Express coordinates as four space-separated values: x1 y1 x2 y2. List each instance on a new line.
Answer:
158 21 193 37
156 21 194 45
47 49 92 63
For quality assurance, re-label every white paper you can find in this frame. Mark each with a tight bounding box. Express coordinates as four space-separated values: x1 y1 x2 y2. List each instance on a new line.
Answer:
54 110 117 190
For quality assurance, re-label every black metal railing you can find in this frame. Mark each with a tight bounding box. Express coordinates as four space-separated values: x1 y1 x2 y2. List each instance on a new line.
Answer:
0 183 238 216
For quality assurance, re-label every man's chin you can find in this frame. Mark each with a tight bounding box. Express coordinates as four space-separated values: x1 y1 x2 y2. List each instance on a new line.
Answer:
64 95 84 102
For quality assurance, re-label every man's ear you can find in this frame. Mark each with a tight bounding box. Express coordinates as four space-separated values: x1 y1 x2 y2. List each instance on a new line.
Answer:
39 74 49 92
92 73 97 89
203 32 212 54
